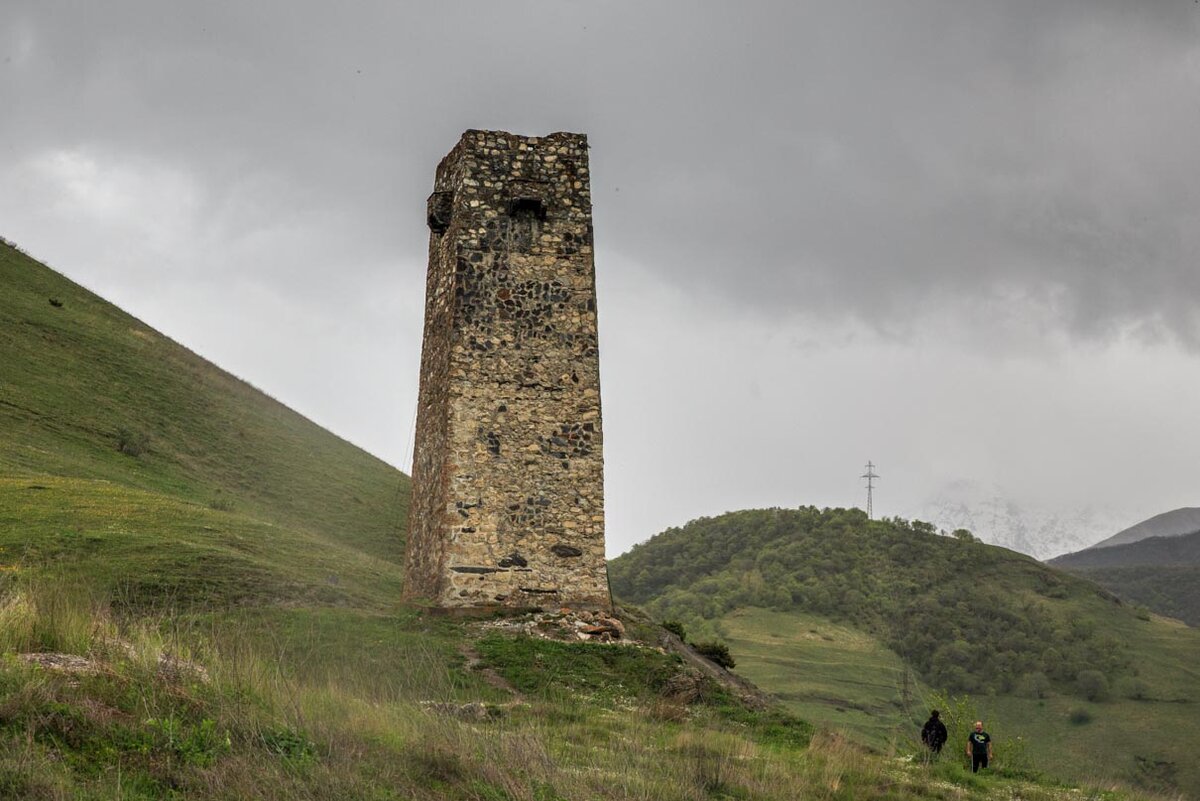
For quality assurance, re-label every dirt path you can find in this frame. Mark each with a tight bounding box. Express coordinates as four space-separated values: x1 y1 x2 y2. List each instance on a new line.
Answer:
459 642 523 700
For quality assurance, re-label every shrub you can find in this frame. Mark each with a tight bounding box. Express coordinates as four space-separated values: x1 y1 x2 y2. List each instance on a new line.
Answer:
143 716 231 767
261 727 316 763
661 620 687 640
208 497 235 512
1076 669 1110 701
1017 671 1050 699
693 641 735 669
115 427 149 457
682 740 733 795
1117 677 1151 701
407 742 464 784
1068 707 1093 725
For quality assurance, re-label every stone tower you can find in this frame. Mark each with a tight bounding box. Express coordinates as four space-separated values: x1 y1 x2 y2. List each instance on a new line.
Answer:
403 130 610 610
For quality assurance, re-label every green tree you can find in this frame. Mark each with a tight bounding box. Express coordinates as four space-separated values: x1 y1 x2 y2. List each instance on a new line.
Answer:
1076 669 1110 702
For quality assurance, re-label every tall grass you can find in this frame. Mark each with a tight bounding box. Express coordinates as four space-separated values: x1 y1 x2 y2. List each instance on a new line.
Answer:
0 584 1172 800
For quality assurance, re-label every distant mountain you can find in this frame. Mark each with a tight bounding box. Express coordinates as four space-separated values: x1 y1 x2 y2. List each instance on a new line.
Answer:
1051 529 1200 570
907 481 1135 560
1087 507 1200 549
1050 529 1200 627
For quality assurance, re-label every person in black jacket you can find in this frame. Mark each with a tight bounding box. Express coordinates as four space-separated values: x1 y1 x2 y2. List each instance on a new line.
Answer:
920 710 948 756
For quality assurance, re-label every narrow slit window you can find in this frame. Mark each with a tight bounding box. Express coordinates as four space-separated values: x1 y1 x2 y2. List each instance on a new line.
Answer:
427 191 454 234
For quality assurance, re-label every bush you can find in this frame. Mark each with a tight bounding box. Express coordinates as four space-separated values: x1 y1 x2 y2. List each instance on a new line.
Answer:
208 497 235 512
262 728 316 763
1117 677 1151 701
693 641 735 669
661 620 687 640
1017 671 1051 699
115 427 150 457
1076 669 1110 702
1068 707 1093 725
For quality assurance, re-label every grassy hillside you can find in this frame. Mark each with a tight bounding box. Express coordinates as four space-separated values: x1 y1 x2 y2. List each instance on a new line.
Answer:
9 579 1139 801
610 508 1200 797
0 239 1177 799
0 238 408 568
1051 531 1200 626
1056 565 1200 628
718 608 930 746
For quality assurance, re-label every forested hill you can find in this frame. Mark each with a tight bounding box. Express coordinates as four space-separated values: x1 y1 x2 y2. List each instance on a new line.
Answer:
609 507 1138 698
1050 530 1200 627
1051 529 1200 570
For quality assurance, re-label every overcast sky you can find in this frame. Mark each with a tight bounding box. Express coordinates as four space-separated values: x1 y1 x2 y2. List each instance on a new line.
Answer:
2 1 1198 556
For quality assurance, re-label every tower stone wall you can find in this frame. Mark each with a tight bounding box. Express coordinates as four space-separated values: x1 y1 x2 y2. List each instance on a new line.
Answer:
403 130 610 609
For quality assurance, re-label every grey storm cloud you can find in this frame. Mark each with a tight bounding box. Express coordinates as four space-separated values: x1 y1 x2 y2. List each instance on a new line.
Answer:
4 0 1199 344
4 1 1200 554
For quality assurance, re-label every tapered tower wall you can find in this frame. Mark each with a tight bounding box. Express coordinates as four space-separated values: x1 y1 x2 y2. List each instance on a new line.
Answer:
403 130 609 609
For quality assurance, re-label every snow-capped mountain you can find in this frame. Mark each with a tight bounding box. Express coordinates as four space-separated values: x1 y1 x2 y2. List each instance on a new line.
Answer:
904 481 1140 560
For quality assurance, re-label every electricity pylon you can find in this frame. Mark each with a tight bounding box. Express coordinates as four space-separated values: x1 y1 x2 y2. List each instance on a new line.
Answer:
861 461 879 520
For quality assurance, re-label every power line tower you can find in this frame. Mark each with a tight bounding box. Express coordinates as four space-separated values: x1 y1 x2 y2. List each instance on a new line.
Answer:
861 461 880 519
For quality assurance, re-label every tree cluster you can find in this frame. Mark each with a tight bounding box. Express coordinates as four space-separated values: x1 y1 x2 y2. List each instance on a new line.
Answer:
610 507 1130 697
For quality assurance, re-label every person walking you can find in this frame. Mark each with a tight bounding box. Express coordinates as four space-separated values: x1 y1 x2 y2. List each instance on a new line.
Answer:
966 720 993 773
920 710 948 757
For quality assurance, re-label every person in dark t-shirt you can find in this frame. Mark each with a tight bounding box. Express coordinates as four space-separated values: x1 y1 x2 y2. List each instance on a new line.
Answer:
966 720 992 772
920 710 948 756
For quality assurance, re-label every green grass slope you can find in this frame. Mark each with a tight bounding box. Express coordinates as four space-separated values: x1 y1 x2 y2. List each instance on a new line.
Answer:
1 238 409 604
0 239 1176 799
718 608 931 746
1060 565 1200 627
0 239 408 565
610 508 1200 797
720 605 1199 796
8 580 1141 801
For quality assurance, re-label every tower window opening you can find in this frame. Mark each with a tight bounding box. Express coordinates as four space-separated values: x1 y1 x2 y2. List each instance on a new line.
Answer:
508 197 547 221
427 191 454 234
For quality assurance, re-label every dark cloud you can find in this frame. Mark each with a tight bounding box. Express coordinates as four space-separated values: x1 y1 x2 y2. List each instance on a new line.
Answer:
4 1 1197 345
3 1 1199 552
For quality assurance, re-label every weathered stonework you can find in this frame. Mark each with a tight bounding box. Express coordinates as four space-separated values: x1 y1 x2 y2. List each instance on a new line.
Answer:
403 130 610 610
